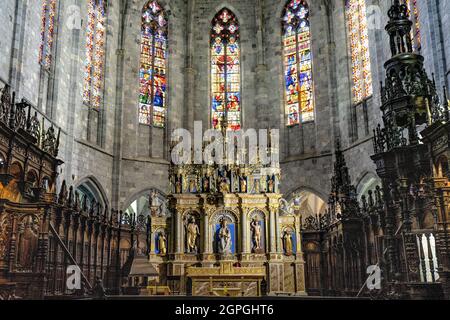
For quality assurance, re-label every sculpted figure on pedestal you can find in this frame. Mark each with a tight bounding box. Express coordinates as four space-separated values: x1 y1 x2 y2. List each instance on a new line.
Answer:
250 217 262 252
283 230 293 256
158 231 167 255
186 216 200 253
218 219 232 255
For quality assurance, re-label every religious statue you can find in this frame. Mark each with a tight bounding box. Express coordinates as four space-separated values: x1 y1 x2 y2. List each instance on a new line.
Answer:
17 215 39 268
189 178 197 193
175 177 182 194
260 178 266 193
158 231 167 255
267 177 274 193
253 178 260 194
186 216 200 253
250 217 262 253
219 177 230 193
203 176 209 193
283 229 293 256
149 190 163 216
240 176 247 193
218 219 232 255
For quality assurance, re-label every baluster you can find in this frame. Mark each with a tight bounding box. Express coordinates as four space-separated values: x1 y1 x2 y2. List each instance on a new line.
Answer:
416 234 427 282
425 233 435 282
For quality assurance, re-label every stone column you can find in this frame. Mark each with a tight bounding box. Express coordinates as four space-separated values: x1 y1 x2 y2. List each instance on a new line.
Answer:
269 208 276 253
150 230 156 254
275 210 281 253
174 211 182 254
242 209 248 253
203 213 210 253
295 216 302 255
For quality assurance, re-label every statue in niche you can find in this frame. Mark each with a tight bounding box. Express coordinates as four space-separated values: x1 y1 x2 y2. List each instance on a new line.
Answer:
219 177 230 193
189 178 197 193
267 177 274 193
240 176 247 193
149 190 163 217
260 178 267 193
175 176 182 194
17 215 39 268
253 178 260 194
283 229 293 256
250 217 262 253
218 219 232 255
185 216 200 253
158 231 167 255
203 176 209 193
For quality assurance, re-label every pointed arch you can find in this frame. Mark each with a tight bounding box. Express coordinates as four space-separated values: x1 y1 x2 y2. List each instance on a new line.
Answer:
210 8 241 131
139 0 168 127
346 0 373 104
122 187 167 215
282 0 314 126
75 176 109 212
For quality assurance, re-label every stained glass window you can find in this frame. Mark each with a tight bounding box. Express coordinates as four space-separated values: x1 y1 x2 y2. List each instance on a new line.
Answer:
282 0 314 126
211 9 241 131
39 0 57 68
139 1 168 127
405 0 421 52
83 0 107 109
346 0 373 104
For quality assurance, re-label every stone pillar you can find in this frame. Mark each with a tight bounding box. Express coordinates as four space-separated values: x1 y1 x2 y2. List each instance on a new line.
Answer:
269 208 276 253
150 230 156 255
295 216 302 255
174 211 182 254
275 210 281 253
242 209 248 253
203 214 210 253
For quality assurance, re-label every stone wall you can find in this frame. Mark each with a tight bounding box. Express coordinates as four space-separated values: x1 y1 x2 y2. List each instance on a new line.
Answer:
0 0 448 212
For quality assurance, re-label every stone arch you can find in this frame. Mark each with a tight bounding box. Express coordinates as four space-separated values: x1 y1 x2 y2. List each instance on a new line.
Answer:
207 3 243 24
25 169 38 187
285 187 327 220
248 208 267 220
122 187 167 214
137 0 172 14
75 176 109 211
211 209 239 224
285 186 328 203
10 161 23 180
356 171 380 201
435 155 449 178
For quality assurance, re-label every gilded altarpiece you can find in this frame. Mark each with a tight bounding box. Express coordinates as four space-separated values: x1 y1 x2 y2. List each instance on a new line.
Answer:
147 164 306 296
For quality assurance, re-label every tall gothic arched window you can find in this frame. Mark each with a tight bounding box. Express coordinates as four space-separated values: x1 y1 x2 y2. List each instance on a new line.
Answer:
39 0 57 68
139 0 168 127
211 8 241 131
405 0 421 52
346 0 373 104
83 0 107 109
282 0 314 126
